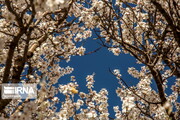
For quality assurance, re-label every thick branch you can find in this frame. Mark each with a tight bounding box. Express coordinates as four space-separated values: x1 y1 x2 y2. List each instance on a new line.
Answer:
2 31 24 83
149 67 175 120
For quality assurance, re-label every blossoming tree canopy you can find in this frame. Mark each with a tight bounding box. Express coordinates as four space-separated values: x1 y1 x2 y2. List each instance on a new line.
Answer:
0 0 179 120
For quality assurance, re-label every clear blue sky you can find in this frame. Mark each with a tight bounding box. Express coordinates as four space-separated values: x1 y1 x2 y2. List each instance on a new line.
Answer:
59 38 142 117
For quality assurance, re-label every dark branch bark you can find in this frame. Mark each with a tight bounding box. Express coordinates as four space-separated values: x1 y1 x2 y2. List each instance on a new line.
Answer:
2 31 25 83
149 66 175 120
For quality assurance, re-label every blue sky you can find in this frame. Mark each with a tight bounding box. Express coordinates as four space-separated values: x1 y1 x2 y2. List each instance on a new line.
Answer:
59 38 142 117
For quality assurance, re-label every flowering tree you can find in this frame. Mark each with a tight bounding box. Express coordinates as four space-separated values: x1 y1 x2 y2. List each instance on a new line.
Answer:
0 0 179 120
